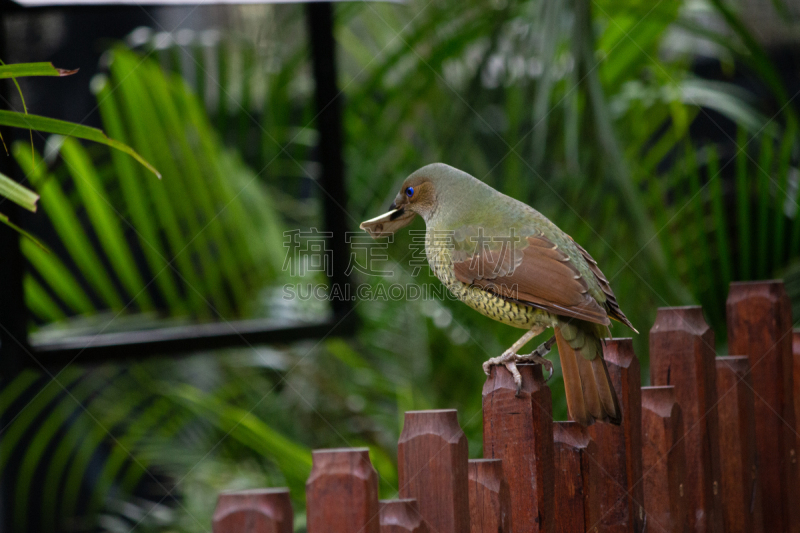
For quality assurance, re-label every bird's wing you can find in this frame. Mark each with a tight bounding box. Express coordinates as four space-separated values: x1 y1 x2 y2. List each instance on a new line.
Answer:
451 229 611 326
571 240 637 332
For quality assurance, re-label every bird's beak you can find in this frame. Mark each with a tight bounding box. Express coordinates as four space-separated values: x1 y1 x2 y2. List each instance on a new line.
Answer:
359 203 417 238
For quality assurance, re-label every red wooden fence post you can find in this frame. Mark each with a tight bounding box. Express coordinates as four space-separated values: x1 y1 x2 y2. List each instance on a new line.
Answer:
306 448 380 533
586 338 645 533
715 356 764 533
793 329 800 461
641 386 688 533
649 307 723 533
468 458 511 533
212 488 293 533
482 364 554 533
379 499 428 533
553 422 600 533
727 281 800 533
397 409 470 533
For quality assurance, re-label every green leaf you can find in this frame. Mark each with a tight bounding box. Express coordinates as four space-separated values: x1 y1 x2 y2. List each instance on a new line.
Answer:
0 109 160 178
15 372 108 531
59 378 150 523
0 171 38 212
707 146 732 292
774 123 795 267
107 54 210 316
0 62 78 79
0 211 47 249
170 383 312 499
93 74 187 315
59 137 155 311
0 370 40 415
0 369 86 477
13 142 125 310
680 79 770 135
24 275 66 322
735 127 752 280
23 238 95 315
88 397 171 513
757 135 773 278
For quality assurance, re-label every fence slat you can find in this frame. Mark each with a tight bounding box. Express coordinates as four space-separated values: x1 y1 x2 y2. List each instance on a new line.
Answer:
794 329 800 464
306 448 380 533
212 488 293 533
641 386 688 533
553 422 600 533
727 281 800 533
398 409 470 533
379 499 428 533
715 356 764 533
586 338 644 533
468 458 511 533
649 307 723 533
482 364 554 533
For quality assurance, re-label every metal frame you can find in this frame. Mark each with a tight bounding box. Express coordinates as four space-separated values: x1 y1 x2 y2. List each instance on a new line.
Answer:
0 1 354 372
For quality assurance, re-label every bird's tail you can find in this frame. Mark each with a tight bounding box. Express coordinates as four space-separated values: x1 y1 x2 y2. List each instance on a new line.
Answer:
554 322 621 426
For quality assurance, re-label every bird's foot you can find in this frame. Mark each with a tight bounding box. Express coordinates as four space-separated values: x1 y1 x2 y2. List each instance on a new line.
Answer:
482 339 555 396
519 337 556 381
482 351 525 395
514 352 554 381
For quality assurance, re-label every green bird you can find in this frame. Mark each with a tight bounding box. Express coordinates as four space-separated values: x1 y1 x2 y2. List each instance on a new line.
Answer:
360 163 637 426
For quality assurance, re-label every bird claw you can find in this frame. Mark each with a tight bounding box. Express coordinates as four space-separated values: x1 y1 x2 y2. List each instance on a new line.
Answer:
518 352 554 382
520 337 556 382
482 351 524 394
482 344 554 396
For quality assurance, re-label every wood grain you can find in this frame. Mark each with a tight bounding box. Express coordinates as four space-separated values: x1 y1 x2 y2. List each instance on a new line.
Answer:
727 281 800 533
715 356 764 533
641 386 688 533
553 422 600 533
482 364 554 533
794 331 800 413
397 409 470 533
586 338 645 533
212 488 293 533
468 458 511 533
649 307 723 533
306 448 380 533
379 499 428 533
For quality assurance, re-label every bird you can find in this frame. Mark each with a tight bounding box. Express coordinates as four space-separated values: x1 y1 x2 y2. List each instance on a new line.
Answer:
360 163 637 426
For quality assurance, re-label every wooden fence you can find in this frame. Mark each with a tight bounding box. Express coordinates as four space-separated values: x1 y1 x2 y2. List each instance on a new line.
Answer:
211 280 800 533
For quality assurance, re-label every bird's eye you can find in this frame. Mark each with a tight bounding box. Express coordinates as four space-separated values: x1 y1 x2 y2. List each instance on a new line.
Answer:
405 187 414 198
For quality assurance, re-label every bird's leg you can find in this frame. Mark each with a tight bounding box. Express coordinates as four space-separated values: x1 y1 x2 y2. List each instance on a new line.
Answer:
482 326 549 395
514 336 556 380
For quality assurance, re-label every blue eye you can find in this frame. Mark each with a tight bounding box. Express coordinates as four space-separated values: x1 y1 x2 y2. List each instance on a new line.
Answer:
405 187 414 198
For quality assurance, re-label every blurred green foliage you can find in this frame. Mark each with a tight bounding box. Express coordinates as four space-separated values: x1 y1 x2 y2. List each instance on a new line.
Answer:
2 0 800 531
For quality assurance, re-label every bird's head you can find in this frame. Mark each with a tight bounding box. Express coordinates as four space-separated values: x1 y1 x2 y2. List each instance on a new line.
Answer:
360 163 474 238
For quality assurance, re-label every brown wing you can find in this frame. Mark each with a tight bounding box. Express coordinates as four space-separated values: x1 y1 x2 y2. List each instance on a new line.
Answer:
452 233 610 326
571 240 637 332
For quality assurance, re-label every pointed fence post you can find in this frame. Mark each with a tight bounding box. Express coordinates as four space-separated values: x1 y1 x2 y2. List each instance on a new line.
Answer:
715 356 764 533
649 307 723 533
727 281 800 533
306 448 380 533
379 500 428 533
553 422 600 533
468 458 511 533
641 386 688 533
586 338 645 533
398 409 470 533
482 364 554 533
212 488 293 533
